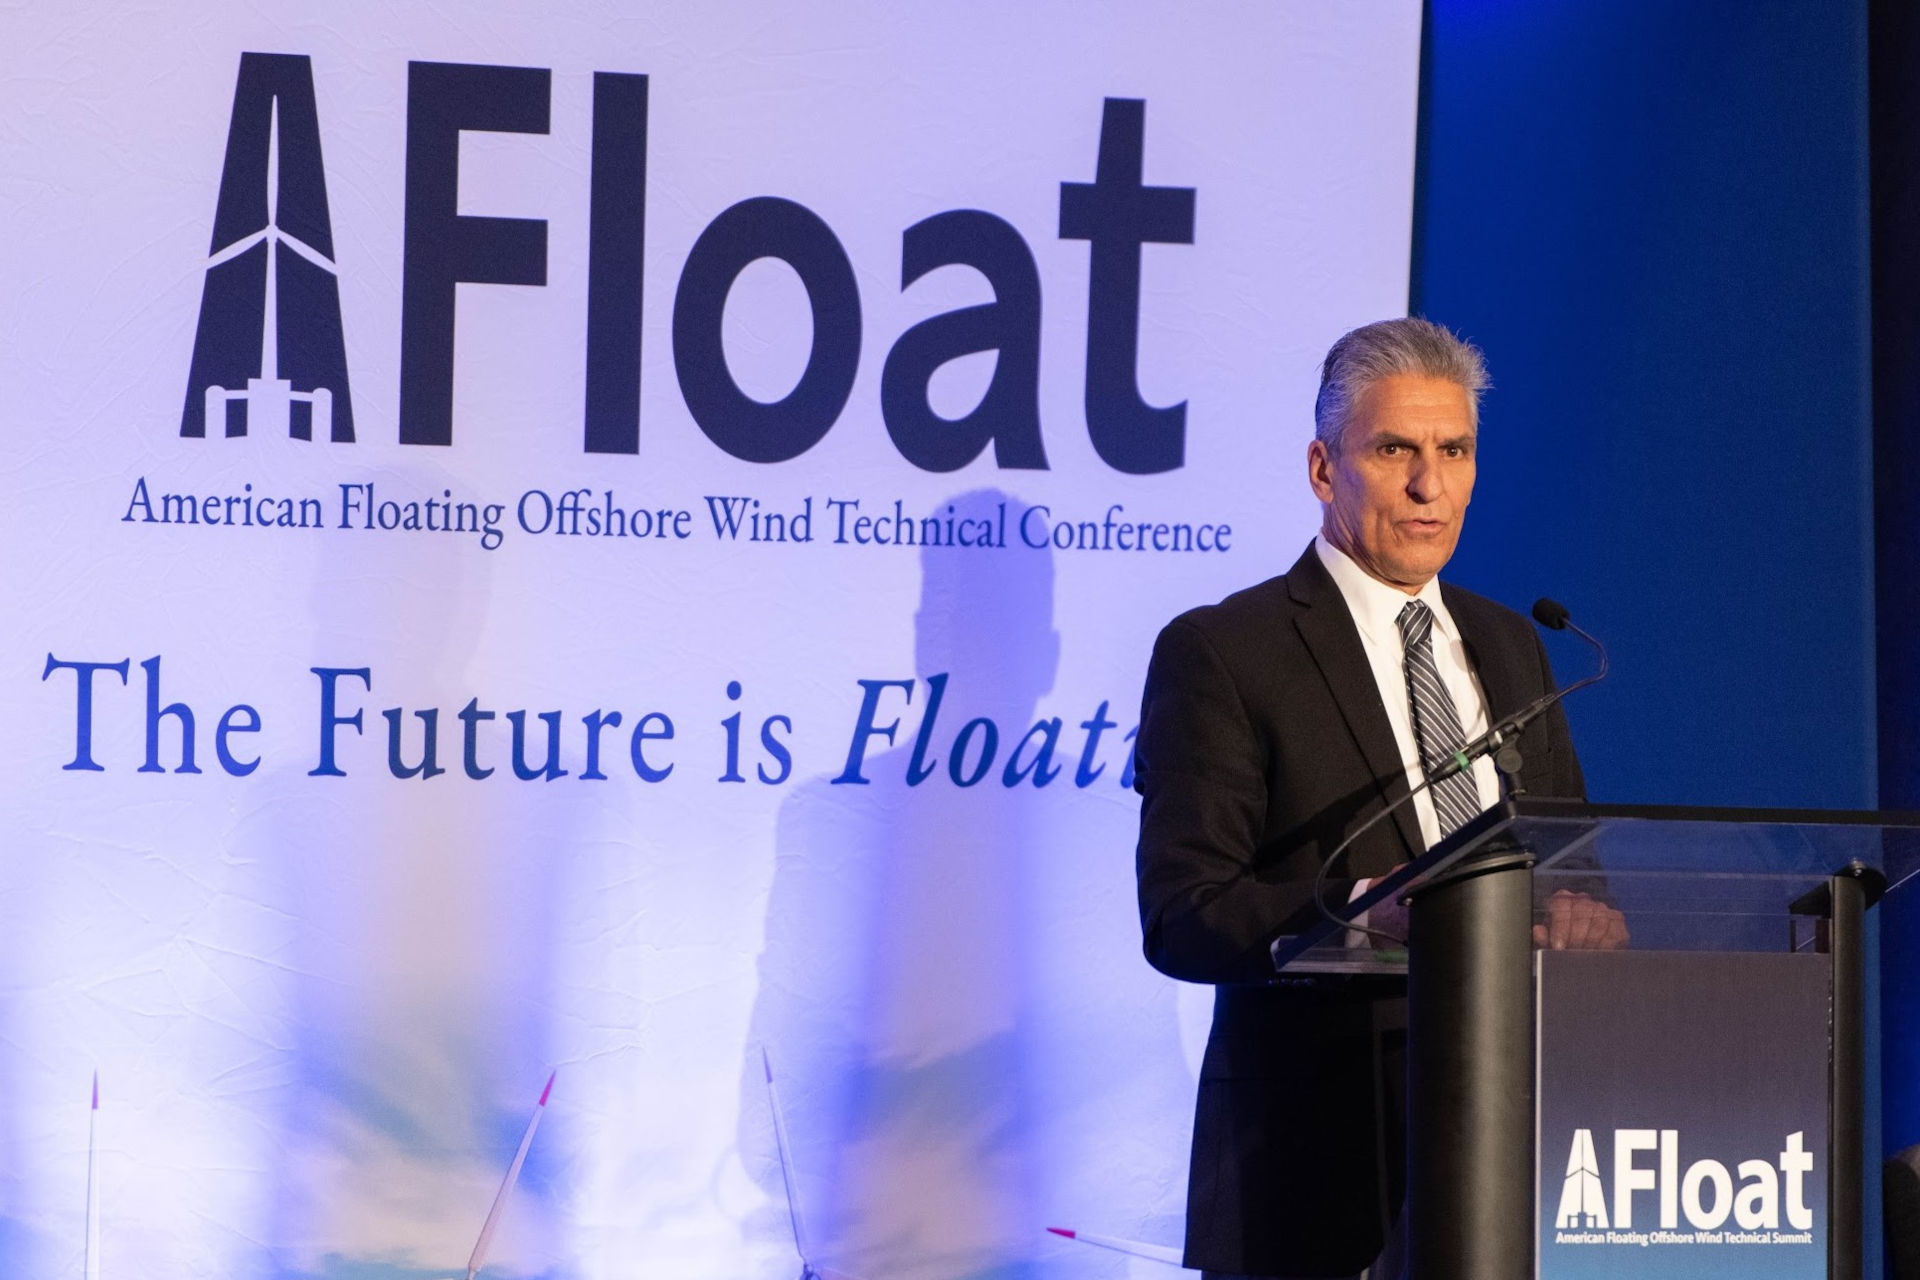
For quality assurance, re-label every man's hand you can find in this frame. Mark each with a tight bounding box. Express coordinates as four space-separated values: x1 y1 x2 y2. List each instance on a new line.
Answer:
1366 891 1409 949
1531 890 1628 951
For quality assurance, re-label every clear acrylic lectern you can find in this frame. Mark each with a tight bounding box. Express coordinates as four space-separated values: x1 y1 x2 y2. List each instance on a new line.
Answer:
1269 798 1920 1280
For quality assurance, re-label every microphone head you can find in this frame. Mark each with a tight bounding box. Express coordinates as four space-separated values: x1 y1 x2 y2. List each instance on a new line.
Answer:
1531 598 1571 631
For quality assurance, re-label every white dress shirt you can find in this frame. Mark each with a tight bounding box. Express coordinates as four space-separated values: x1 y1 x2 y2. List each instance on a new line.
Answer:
1314 533 1500 850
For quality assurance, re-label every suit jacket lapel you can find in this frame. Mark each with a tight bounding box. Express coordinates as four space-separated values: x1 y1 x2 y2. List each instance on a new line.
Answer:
1286 545 1424 859
1442 583 1526 723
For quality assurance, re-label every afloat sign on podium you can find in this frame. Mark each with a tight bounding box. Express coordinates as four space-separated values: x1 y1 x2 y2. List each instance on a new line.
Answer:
1537 950 1829 1279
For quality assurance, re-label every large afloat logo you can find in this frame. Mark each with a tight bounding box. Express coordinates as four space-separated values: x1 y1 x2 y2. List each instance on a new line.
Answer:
180 53 354 442
175 52 1197 471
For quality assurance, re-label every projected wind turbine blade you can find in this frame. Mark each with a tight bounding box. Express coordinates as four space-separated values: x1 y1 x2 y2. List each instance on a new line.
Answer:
466 1071 553 1280
1048 1227 1186 1267
85 1072 99 1280
764 1050 873 1280
762 1048 811 1263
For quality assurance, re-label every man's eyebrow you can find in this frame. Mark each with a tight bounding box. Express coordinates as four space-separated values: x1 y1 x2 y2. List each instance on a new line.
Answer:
1439 432 1477 449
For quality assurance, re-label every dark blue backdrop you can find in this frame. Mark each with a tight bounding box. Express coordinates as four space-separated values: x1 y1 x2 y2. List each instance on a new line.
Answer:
1412 0 1907 1269
1415 0 1874 810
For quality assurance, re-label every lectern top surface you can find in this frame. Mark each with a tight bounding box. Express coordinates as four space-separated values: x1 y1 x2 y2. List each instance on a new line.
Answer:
1270 799 1920 976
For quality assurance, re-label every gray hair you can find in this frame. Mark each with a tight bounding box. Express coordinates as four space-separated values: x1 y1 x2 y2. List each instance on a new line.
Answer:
1313 317 1489 450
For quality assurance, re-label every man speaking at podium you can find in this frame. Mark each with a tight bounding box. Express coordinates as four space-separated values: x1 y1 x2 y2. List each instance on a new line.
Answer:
1133 318 1625 1279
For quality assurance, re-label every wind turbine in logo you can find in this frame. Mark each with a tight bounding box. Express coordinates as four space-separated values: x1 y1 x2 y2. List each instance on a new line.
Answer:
201 98 337 441
1554 1128 1610 1229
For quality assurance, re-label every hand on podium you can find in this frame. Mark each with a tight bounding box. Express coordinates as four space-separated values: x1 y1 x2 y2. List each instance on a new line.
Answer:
1531 890 1628 951
1367 887 1410 948
1352 879 1629 952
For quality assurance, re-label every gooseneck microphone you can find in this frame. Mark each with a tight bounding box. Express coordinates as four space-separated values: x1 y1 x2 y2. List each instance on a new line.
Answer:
1301 597 1609 952
1532 596 1607 679
1419 598 1608 792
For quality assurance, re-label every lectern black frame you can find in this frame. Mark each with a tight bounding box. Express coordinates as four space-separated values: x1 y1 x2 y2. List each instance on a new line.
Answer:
1270 798 1918 1280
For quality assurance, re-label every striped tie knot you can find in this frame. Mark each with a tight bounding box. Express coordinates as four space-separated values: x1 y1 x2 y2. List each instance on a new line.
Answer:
1396 598 1433 647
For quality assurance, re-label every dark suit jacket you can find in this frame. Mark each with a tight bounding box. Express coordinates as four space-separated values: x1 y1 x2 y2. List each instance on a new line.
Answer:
1134 543 1584 1277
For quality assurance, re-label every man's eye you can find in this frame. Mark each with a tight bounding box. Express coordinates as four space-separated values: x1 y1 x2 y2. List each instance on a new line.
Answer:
1379 443 1403 456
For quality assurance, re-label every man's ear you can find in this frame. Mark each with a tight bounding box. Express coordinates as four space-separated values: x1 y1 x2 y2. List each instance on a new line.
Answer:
1307 437 1335 504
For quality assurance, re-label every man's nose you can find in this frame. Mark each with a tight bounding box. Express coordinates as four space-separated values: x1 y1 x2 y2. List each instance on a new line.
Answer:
1406 451 1444 502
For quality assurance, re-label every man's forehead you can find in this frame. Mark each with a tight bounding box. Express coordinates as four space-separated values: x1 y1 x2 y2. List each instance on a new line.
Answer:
1355 377 1470 422
1350 420 1478 442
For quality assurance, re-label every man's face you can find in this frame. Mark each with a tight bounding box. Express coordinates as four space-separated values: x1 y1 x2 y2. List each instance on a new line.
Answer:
1307 373 1477 592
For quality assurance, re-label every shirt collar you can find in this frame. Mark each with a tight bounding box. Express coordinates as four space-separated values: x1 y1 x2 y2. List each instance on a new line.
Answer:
1313 533 1460 649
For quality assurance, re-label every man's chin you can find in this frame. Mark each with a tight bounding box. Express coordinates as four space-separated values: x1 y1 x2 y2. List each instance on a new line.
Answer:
1382 551 1455 588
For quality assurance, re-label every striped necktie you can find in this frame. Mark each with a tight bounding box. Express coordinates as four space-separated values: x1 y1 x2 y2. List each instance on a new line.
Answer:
1396 598 1481 839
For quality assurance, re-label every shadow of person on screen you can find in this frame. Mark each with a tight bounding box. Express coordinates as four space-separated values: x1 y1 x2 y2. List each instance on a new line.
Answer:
743 488 1058 1280
256 462 566 1279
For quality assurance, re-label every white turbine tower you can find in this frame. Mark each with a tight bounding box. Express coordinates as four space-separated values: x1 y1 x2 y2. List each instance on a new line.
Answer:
202 98 336 440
